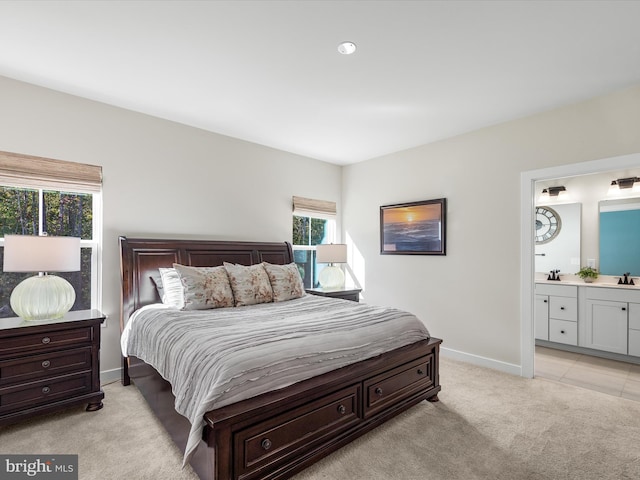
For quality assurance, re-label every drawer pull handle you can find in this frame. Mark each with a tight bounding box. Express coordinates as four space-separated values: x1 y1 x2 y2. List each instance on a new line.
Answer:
41 360 51 368
261 438 272 450
560 330 565 334
375 387 383 396
417 369 424 375
42 386 51 394
337 404 347 415
543 299 548 303
41 337 51 344
622 307 627 311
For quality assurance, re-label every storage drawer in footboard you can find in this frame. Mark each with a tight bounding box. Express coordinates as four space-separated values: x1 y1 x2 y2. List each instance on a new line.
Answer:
363 354 435 418
234 384 361 480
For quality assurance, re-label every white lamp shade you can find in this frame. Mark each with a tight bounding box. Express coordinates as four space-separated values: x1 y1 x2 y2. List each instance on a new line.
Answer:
3 235 80 272
316 244 347 264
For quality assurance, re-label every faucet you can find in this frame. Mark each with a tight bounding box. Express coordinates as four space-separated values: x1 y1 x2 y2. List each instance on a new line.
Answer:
547 269 561 281
619 272 634 285
619 272 635 285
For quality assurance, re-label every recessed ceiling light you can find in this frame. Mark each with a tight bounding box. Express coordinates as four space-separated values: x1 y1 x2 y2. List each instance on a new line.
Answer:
337 41 356 55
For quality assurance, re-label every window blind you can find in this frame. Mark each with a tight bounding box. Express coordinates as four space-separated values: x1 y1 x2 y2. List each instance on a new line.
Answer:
292 196 337 218
0 150 102 192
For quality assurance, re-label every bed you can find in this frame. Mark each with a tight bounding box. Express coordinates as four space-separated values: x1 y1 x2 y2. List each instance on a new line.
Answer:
119 236 441 480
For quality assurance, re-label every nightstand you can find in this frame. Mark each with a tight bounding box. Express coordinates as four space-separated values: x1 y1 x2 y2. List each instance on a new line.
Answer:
305 288 362 302
0 309 105 427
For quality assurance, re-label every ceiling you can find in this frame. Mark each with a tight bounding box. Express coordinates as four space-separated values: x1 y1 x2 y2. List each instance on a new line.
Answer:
1 1 640 166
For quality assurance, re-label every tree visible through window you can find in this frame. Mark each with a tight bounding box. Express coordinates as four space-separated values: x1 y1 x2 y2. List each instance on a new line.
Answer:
292 215 333 288
0 186 95 318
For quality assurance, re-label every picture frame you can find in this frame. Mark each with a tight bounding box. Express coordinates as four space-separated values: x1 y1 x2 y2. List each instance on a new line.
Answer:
380 198 447 255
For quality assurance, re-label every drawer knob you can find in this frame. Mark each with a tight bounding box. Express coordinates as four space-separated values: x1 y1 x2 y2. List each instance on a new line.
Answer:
337 404 347 415
417 369 424 375
375 387 383 396
41 360 51 369
560 330 566 334
560 307 565 310
622 307 627 311
261 438 272 450
544 299 548 303
41 337 51 344
42 386 51 394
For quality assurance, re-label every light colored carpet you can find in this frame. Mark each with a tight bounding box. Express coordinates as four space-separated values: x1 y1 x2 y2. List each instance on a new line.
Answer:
1 357 639 480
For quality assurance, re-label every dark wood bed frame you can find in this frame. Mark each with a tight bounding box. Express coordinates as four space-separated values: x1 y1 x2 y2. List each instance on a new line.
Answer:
119 236 441 480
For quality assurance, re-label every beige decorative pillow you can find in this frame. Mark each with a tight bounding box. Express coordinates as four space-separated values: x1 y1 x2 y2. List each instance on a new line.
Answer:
223 262 274 306
173 264 234 310
263 262 305 302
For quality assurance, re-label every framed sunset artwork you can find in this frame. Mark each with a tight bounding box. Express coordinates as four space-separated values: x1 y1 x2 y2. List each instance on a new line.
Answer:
380 198 447 255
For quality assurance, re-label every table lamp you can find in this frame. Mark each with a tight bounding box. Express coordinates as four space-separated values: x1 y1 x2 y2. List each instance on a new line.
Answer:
3 235 80 320
316 243 347 289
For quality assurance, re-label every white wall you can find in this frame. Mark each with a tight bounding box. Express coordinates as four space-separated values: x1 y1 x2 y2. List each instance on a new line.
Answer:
0 76 342 379
342 84 640 369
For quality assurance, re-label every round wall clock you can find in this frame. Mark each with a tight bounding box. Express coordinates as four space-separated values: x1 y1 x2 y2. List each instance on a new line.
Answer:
535 206 561 244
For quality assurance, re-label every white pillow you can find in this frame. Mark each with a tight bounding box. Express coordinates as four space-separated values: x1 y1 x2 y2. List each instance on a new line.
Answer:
158 267 184 309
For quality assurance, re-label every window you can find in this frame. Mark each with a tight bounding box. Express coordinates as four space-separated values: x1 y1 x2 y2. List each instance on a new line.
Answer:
0 151 102 318
292 196 337 289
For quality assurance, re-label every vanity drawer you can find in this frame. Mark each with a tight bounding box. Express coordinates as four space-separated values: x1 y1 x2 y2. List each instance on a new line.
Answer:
234 384 361 478
549 319 577 345
0 347 92 386
363 355 434 418
0 327 92 358
0 372 91 414
549 296 577 322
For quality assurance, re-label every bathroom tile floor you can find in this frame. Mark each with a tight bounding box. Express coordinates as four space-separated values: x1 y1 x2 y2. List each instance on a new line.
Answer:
535 345 640 402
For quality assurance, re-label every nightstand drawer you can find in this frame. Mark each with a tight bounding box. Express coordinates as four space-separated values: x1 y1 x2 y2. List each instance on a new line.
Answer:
0 327 92 358
0 347 92 386
0 372 91 414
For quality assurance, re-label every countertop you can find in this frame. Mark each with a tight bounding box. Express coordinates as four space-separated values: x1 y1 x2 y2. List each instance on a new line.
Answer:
535 276 640 289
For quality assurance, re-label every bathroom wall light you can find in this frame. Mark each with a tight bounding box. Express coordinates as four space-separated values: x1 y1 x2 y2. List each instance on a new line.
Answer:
539 186 567 202
608 177 640 196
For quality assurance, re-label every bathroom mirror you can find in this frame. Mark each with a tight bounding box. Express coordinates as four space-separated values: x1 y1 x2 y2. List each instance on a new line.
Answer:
599 198 640 276
535 202 581 274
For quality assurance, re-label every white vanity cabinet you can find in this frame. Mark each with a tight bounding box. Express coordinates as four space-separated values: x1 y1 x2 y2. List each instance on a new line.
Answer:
583 287 640 356
535 284 578 345
627 303 640 357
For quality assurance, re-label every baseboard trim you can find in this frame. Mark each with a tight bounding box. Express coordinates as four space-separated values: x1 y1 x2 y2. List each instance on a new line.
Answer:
441 347 522 376
100 367 122 385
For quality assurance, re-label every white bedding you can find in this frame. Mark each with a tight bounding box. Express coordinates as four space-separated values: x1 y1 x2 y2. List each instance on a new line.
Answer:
121 294 430 464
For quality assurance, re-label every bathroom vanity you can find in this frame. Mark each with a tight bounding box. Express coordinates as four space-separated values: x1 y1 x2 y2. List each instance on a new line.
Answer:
535 281 640 363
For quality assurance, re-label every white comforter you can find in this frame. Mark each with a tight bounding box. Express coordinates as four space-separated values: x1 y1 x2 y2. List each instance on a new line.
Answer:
121 294 430 463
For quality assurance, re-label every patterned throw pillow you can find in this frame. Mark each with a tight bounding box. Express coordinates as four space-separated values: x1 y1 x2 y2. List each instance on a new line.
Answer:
173 264 234 310
158 267 184 309
223 262 274 307
262 262 305 302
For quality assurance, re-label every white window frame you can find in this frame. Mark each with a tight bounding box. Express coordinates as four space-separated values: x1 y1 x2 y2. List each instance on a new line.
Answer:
292 213 336 288
0 180 103 312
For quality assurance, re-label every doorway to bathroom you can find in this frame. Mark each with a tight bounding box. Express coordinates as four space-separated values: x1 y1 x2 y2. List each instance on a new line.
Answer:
521 152 640 403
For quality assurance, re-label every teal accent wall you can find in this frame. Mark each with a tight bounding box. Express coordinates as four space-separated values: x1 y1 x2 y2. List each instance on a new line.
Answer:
600 209 640 275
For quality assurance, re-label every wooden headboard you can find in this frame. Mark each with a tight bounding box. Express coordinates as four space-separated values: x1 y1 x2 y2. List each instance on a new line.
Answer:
118 236 294 331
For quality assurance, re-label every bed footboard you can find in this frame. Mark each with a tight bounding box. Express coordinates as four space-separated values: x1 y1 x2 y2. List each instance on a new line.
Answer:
127 337 441 480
